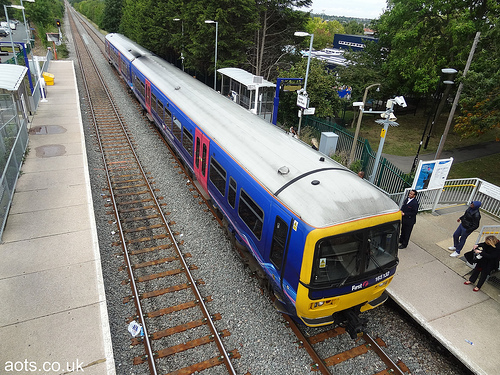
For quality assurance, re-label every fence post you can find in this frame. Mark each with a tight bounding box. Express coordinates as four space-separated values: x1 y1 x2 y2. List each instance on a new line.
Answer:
432 188 443 213
466 178 481 203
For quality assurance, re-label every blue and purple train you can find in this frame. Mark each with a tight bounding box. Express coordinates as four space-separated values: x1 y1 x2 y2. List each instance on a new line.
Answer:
105 33 401 337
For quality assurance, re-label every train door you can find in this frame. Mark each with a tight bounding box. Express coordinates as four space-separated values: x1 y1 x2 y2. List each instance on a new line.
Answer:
269 207 294 288
145 79 151 114
194 129 209 192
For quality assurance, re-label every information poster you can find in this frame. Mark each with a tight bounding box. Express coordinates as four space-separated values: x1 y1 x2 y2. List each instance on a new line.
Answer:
412 158 453 190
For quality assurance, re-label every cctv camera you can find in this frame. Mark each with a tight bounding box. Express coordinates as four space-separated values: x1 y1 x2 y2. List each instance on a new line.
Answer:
394 96 407 107
352 102 364 107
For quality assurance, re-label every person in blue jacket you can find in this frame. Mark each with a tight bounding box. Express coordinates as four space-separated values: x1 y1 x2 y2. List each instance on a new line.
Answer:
449 201 482 257
399 189 419 249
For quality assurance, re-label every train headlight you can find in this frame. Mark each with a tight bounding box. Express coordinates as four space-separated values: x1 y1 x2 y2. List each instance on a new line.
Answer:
311 299 338 310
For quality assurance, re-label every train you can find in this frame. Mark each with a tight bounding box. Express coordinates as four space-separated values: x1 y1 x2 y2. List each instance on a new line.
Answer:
105 33 402 338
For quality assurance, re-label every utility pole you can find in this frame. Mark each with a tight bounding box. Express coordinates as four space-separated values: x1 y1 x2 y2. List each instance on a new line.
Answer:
435 32 481 159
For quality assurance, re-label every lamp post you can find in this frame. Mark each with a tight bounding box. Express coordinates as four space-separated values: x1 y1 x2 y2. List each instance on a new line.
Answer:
173 18 184 71
20 0 34 44
349 83 380 166
294 31 314 136
435 32 481 159
204 20 218 90
3 4 25 65
410 68 456 175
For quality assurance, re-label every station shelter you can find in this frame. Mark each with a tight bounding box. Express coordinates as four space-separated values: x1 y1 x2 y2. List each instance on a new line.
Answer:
0 64 31 239
218 68 275 122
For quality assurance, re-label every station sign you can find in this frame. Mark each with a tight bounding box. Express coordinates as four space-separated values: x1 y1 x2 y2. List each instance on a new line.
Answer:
296 93 309 109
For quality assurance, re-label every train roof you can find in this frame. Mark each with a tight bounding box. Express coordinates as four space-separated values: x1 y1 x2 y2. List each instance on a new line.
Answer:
115 36 398 228
105 33 151 61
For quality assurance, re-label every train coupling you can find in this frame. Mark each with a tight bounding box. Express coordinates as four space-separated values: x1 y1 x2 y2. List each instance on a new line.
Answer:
334 306 368 339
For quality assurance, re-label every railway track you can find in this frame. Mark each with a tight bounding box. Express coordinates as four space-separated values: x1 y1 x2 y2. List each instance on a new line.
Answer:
67 7 238 375
284 314 409 375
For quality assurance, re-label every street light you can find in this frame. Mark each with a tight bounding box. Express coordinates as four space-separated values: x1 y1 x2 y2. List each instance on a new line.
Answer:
349 83 380 166
20 0 35 44
3 4 25 65
410 68 456 175
365 96 407 183
173 18 184 71
294 31 314 136
204 20 218 90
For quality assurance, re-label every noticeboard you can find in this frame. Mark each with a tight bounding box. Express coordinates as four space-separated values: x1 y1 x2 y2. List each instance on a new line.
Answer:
411 157 453 190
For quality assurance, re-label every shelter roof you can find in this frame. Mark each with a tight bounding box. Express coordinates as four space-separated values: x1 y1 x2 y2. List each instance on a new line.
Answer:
217 68 275 89
0 64 28 91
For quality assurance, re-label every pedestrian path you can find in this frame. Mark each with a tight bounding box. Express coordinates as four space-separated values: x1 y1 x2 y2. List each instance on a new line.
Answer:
388 204 500 375
0 61 115 374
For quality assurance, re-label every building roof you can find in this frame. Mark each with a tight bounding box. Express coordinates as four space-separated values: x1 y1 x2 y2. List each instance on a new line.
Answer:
217 67 275 89
0 64 28 91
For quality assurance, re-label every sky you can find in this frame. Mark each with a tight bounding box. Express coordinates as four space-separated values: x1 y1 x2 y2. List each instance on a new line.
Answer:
302 0 388 19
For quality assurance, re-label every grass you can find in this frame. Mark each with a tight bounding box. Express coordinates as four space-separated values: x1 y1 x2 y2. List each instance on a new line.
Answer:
346 108 500 186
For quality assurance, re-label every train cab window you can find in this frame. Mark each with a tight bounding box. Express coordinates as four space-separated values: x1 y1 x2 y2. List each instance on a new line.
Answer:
228 177 237 208
270 216 288 271
182 128 193 156
151 93 157 113
310 222 399 287
172 116 182 142
201 144 207 177
209 157 226 196
238 189 264 240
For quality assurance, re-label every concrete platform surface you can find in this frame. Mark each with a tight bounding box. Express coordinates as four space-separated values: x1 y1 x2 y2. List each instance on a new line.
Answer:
388 208 500 375
0 61 115 374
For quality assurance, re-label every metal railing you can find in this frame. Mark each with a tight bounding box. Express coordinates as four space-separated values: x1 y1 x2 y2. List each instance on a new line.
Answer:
0 95 29 240
389 178 500 220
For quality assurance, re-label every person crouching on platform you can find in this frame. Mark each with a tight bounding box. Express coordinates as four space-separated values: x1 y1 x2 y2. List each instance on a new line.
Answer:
449 201 482 257
399 189 419 249
464 235 500 292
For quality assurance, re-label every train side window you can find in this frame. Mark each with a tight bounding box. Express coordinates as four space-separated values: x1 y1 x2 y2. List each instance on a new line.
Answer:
151 93 157 113
158 101 164 120
270 216 288 271
172 116 182 142
182 128 193 156
164 107 172 129
228 177 237 208
201 144 207 177
209 157 226 197
238 189 263 240
195 137 200 169
139 79 145 98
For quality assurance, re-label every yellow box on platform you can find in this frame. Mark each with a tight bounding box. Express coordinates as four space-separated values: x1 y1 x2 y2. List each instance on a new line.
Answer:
42 72 55 86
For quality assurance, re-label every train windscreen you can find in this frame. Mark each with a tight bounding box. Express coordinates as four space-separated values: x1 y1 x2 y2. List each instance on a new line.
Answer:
310 222 399 287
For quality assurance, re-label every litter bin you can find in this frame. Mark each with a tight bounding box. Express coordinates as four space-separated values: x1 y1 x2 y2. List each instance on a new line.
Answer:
42 72 54 86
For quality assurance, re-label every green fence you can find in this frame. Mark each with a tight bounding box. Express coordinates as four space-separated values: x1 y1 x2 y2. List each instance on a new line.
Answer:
303 116 412 194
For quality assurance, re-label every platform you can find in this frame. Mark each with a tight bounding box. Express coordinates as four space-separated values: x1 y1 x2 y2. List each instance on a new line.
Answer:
0 61 115 374
388 206 500 375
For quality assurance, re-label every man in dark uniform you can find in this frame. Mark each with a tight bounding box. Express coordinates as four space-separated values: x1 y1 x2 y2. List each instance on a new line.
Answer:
399 189 419 249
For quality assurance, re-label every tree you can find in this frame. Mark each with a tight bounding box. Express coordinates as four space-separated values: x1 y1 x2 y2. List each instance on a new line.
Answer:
276 58 341 126
455 4 500 137
102 0 122 32
373 0 490 96
247 0 311 79
306 17 344 50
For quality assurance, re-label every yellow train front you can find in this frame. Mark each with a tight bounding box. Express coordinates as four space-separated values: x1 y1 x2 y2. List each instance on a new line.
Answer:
293 212 401 337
